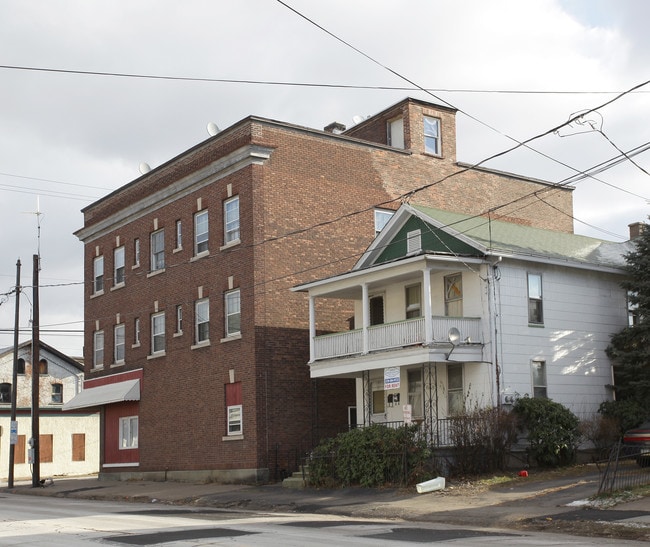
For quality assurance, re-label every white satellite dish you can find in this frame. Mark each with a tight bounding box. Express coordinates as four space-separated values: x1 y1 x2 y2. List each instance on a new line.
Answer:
207 122 220 136
448 327 461 345
139 162 151 175
352 115 364 125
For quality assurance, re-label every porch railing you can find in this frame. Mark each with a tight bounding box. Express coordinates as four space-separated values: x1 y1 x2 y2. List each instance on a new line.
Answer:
313 316 482 361
357 418 458 447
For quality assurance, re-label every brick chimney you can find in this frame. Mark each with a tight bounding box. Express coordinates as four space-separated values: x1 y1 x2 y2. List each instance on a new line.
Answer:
629 222 646 240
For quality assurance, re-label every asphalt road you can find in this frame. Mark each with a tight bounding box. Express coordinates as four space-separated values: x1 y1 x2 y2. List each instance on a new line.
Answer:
0 491 647 546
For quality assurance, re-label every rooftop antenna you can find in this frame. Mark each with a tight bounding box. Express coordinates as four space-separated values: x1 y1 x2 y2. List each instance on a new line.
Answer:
352 115 365 125
22 196 43 268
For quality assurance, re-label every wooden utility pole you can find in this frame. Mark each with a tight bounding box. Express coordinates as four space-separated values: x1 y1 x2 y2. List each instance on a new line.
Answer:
7 259 20 488
31 254 40 487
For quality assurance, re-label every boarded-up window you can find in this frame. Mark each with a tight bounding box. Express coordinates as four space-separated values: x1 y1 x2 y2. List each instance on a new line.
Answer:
15 435 26 464
72 433 86 462
40 434 53 463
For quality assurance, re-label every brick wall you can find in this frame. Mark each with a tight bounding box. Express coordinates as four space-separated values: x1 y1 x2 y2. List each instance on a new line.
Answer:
79 99 575 477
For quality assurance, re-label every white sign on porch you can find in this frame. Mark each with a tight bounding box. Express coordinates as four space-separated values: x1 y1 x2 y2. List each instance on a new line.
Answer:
384 367 400 390
403 404 412 424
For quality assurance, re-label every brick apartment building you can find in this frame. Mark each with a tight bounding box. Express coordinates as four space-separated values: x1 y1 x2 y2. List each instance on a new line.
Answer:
67 97 574 482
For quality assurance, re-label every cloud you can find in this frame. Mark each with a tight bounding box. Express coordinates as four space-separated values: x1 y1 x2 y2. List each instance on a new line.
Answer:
0 0 648 355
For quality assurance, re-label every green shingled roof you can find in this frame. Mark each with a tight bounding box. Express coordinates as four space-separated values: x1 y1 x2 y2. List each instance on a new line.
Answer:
410 204 631 269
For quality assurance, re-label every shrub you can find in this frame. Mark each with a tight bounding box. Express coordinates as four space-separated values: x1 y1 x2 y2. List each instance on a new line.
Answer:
513 397 580 467
308 424 432 488
598 399 648 434
448 407 518 476
578 413 620 457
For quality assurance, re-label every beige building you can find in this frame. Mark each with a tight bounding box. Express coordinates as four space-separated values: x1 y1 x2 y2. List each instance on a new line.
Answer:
0 341 99 481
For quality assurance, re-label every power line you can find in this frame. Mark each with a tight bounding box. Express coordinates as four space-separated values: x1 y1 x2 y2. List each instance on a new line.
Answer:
274 0 650 211
2 63 649 95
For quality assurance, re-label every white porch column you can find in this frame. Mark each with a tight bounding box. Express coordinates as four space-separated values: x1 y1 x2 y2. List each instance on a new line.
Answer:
362 282 369 354
422 266 433 344
308 295 316 363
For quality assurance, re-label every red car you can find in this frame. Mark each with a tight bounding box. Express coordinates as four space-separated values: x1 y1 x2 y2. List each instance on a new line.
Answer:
623 422 650 467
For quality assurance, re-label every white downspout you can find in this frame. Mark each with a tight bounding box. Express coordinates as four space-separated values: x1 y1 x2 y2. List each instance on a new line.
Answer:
308 295 316 363
422 265 433 345
362 283 369 354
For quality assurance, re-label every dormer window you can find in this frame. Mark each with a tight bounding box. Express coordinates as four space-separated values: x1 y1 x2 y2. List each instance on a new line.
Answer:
424 116 441 155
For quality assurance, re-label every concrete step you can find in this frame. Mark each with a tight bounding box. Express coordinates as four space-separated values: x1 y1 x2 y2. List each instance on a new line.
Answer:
281 467 309 489
281 475 306 489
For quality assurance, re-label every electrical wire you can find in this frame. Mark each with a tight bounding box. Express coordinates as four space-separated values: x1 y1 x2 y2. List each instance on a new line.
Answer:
2 64 649 95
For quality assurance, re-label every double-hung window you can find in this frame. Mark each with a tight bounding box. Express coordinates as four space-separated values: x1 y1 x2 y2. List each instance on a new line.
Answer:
405 284 421 319
151 312 165 354
527 273 543 324
225 289 241 336
93 330 104 368
444 274 463 317
93 256 104 293
194 210 209 255
114 246 125 285
424 116 441 155
224 196 240 244
447 364 464 415
51 383 63 404
150 229 165 272
531 360 548 398
134 318 140 346
195 298 210 343
114 324 125 363
119 416 138 449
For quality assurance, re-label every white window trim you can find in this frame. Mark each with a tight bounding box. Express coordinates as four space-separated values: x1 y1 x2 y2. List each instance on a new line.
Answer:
424 115 441 156
114 324 125 364
195 298 210 344
227 404 243 436
93 256 104 295
119 416 139 450
531 359 548 398
151 312 165 355
150 229 165 272
225 289 241 338
374 209 394 234
194 210 209 256
114 246 125 287
93 330 104 369
224 196 240 245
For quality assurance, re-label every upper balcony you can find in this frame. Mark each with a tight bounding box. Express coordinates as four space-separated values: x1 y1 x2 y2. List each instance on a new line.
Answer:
294 254 489 378
314 315 482 361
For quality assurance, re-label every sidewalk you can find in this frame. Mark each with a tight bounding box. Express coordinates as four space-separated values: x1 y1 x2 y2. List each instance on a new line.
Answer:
2 470 649 541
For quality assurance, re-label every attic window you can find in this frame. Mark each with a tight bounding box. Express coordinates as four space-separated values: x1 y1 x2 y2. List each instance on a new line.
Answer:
407 229 421 254
387 117 404 148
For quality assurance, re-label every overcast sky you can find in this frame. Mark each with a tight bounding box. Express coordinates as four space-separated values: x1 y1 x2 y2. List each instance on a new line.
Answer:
1 0 648 357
